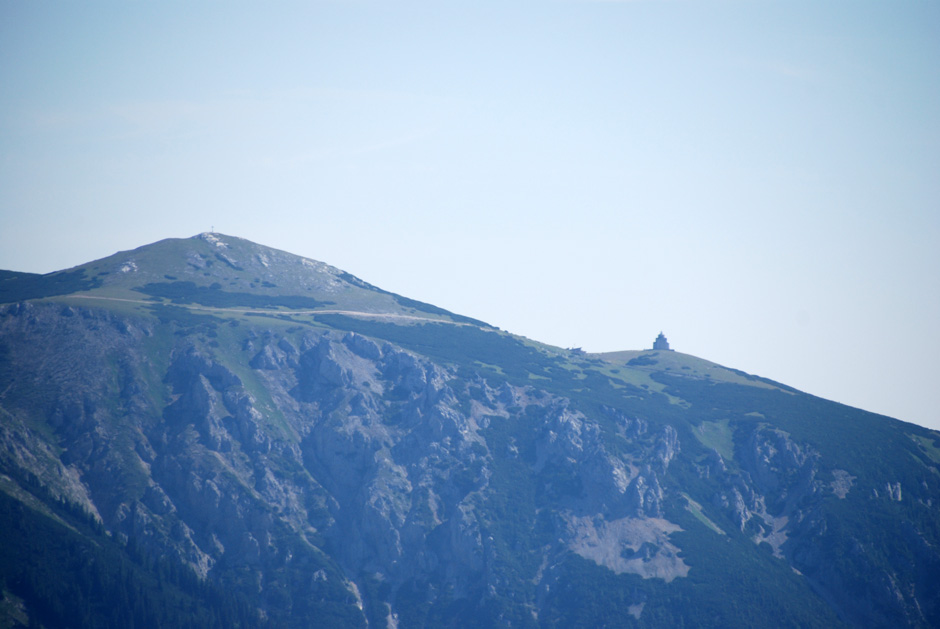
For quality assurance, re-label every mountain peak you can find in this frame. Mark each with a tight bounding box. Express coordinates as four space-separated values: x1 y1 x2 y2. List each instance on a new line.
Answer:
2 232 939 627
0 233 492 329
194 231 229 248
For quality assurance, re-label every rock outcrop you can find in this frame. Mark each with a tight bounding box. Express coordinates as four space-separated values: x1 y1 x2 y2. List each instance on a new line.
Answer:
2 234 939 628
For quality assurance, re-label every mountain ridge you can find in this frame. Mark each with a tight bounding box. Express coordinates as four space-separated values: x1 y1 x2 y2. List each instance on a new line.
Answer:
0 233 493 329
1 233 938 628
0 232 803 397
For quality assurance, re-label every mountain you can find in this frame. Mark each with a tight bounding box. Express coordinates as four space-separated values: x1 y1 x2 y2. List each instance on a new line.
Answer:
1 233 938 628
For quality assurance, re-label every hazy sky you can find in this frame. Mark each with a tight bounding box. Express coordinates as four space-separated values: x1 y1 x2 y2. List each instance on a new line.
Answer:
1 1 938 430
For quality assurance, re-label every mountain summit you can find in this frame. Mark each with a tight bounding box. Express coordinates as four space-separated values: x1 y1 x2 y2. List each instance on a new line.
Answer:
1 234 938 628
0 233 488 327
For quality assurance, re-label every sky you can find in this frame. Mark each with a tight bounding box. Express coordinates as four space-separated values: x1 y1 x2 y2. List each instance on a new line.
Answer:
1 1 938 430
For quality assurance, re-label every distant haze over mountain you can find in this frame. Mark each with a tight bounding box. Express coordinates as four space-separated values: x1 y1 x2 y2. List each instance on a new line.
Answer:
1 230 936 433
2 1 937 436
1 233 938 627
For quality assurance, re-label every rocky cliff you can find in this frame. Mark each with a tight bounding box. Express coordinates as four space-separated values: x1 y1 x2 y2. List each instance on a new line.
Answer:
1 234 938 628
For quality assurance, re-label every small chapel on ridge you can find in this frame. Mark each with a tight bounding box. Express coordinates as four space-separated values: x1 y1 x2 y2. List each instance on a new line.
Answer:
652 332 672 351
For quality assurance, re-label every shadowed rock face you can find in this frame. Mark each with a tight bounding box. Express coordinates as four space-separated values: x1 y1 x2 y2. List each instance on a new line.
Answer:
0 307 693 622
1 235 939 628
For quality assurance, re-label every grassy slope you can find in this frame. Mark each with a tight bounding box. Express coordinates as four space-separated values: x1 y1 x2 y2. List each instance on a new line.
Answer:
4 235 939 626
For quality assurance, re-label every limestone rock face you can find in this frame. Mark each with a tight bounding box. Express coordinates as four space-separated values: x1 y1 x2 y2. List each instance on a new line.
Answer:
0 306 704 623
1 234 939 628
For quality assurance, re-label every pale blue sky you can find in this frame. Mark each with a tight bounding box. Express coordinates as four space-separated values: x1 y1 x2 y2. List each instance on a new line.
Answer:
1 1 938 429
